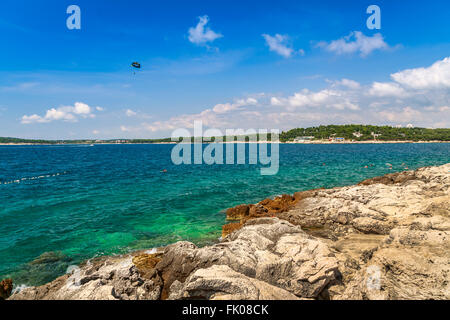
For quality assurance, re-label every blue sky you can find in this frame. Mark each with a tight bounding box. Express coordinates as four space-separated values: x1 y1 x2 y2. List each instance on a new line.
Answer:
1 0 449 139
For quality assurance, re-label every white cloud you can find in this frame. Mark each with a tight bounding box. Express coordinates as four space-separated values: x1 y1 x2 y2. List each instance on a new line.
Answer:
21 114 46 124
261 57 450 128
377 107 422 123
188 15 222 45
332 101 360 111
96 106 104 111
72 102 91 115
125 109 137 117
330 78 361 90
21 102 96 124
211 103 235 114
318 31 390 57
92 130 100 135
212 97 258 114
391 57 450 89
271 89 360 111
368 82 407 97
262 34 295 58
337 79 360 90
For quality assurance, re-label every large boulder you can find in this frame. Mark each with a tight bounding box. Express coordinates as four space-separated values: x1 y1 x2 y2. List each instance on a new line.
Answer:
169 265 302 300
156 218 339 299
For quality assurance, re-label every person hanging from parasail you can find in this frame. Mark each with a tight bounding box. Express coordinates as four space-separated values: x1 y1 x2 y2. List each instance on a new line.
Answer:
131 62 141 75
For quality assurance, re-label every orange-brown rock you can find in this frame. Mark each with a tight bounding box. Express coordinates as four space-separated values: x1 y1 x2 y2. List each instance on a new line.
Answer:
0 278 13 300
226 194 300 224
259 194 296 214
246 204 270 220
226 204 251 221
222 222 243 238
132 253 162 278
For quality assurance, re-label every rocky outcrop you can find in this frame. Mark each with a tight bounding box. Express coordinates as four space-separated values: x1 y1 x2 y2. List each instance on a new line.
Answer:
0 279 13 300
285 164 450 300
155 218 339 300
279 164 450 240
358 170 418 186
9 255 162 300
168 265 302 300
8 163 450 300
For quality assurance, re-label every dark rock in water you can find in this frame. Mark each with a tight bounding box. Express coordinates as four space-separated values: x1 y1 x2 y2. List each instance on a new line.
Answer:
30 251 67 265
0 279 13 300
12 251 72 287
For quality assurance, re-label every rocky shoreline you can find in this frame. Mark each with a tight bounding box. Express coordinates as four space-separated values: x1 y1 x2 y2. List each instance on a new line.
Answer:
5 163 450 300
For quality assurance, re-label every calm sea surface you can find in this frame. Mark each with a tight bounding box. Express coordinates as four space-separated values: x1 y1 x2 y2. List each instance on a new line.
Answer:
0 143 449 286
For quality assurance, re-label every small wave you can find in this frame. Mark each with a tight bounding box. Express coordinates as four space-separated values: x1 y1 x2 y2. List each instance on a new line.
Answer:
66 265 80 274
0 171 67 185
65 265 82 289
12 284 30 294
144 248 157 254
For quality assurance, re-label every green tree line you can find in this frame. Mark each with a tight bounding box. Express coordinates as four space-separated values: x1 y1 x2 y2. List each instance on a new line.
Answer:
1 125 449 144
279 125 450 142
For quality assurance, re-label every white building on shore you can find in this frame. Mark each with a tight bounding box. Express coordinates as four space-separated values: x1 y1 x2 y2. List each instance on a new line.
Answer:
294 136 315 143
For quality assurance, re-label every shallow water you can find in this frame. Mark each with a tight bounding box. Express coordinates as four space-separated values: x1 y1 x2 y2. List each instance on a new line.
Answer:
0 143 448 286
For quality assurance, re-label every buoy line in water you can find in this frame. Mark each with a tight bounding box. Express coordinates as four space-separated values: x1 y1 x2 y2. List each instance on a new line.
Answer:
0 171 68 185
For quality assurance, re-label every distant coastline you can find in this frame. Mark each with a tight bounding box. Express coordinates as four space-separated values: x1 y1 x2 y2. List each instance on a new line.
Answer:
1 140 450 146
2 124 449 145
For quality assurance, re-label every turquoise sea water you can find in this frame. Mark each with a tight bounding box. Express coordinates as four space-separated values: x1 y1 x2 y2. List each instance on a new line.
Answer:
0 143 449 287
